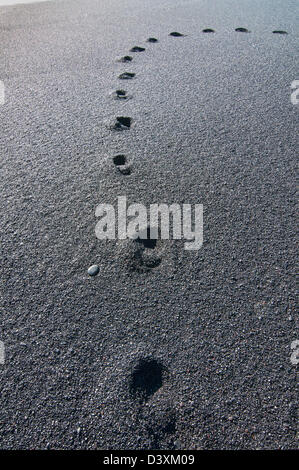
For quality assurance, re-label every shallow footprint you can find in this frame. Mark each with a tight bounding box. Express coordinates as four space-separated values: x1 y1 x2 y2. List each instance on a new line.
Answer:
202 28 215 33
272 30 288 34
235 27 250 33
169 31 185 37
128 244 161 272
118 55 133 63
147 37 158 43
111 89 130 100
130 46 146 52
118 224 162 272
146 409 177 449
118 166 131 175
131 226 162 271
119 72 135 80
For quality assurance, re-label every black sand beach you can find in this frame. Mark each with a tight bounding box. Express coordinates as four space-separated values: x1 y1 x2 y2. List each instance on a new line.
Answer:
0 0 298 450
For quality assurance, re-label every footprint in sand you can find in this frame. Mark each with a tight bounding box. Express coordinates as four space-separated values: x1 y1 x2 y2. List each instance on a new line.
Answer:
119 72 136 80
169 31 185 37
235 27 250 33
113 154 127 166
146 409 177 449
130 46 146 52
130 358 166 402
111 89 132 101
272 30 288 34
118 55 133 63
112 116 133 131
112 154 132 175
135 226 158 250
118 167 131 175
202 28 215 33
127 226 162 272
147 37 158 43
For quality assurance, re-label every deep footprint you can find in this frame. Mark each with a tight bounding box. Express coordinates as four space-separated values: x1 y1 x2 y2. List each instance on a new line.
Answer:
235 27 250 33
130 358 165 401
136 226 157 249
113 155 131 175
119 72 135 80
113 116 132 130
130 46 146 52
272 30 288 34
169 31 185 37
147 37 158 43
118 55 133 63
202 28 215 33
113 154 127 166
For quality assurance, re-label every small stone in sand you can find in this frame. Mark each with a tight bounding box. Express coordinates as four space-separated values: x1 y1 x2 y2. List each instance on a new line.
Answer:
88 265 99 276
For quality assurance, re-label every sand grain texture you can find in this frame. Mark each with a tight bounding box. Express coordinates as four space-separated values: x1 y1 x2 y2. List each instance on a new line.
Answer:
0 0 298 450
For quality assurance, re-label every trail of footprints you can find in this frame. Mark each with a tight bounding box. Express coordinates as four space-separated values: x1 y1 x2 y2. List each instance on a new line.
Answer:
87 26 290 447
107 26 289 273
89 26 289 277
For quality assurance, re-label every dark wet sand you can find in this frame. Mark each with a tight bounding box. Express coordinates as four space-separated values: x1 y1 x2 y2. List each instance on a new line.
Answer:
0 0 298 450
